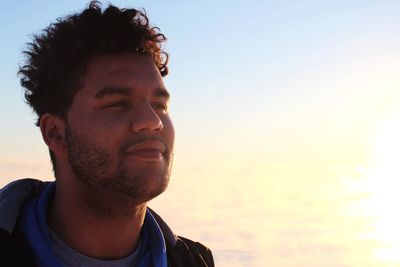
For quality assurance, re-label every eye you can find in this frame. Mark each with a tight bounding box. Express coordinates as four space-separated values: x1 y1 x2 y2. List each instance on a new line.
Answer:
104 102 130 110
152 102 168 112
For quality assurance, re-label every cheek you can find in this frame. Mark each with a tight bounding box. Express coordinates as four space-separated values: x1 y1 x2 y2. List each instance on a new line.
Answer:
162 116 175 146
88 112 131 134
75 116 129 149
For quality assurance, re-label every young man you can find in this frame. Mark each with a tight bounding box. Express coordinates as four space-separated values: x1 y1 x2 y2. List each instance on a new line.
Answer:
0 2 214 266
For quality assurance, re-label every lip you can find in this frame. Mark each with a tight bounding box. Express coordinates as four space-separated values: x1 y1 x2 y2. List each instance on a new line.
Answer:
125 140 166 161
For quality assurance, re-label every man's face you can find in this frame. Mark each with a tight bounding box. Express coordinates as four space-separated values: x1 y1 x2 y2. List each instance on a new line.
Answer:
64 53 174 203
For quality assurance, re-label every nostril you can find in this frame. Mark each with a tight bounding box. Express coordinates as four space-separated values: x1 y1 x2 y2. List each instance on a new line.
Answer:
156 121 163 131
132 116 164 133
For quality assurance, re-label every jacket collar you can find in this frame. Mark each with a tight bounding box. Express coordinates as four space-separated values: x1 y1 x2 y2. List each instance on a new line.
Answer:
0 178 47 234
0 179 178 247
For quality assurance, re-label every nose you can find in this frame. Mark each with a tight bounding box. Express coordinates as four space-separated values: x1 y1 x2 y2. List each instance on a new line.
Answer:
130 101 163 133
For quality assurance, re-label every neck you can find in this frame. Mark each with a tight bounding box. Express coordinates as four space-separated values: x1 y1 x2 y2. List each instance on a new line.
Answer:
47 179 146 260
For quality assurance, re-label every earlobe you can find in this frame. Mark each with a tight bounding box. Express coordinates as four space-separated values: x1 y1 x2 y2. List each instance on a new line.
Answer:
39 114 66 153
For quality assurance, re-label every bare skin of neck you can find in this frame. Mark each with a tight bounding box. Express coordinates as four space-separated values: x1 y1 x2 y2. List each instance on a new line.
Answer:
47 178 146 260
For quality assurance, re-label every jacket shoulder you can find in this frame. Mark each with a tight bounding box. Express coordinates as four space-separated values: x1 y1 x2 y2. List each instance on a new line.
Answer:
0 226 38 267
0 179 45 267
148 208 215 266
167 235 215 267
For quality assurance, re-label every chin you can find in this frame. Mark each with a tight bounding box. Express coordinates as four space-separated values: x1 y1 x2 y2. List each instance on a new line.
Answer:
141 175 170 202
110 169 169 203
114 157 172 203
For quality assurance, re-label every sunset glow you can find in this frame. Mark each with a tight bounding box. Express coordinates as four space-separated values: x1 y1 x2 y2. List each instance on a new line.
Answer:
1 1 400 266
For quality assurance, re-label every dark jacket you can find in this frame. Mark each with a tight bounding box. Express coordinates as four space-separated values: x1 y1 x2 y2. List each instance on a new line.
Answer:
0 179 214 267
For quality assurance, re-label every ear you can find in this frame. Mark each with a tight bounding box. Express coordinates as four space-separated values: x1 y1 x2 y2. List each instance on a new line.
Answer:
39 114 67 155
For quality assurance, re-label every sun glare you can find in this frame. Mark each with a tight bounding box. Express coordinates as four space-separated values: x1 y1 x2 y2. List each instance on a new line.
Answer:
374 112 400 170
358 112 400 262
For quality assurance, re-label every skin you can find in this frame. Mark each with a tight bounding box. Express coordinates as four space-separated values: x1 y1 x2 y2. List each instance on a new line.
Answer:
40 53 174 259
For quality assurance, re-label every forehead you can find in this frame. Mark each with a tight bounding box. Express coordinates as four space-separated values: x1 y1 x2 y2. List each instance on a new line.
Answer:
80 53 165 96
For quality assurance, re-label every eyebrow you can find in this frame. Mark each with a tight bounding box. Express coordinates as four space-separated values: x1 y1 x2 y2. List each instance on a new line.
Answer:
154 88 170 99
94 86 170 99
94 87 131 98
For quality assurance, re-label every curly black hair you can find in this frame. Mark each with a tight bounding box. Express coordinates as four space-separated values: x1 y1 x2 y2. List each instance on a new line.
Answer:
19 1 168 127
18 1 168 173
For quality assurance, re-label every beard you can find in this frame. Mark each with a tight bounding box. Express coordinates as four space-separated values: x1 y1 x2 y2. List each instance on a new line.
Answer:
64 125 173 218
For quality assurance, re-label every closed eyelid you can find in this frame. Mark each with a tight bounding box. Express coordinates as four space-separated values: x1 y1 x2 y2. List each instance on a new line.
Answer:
153 102 167 107
102 101 131 108
152 102 168 112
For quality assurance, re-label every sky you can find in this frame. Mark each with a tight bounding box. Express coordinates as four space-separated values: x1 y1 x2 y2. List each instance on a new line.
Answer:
2 0 400 180
1 1 400 265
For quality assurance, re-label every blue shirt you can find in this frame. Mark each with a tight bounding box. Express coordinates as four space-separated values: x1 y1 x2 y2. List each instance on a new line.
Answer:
19 182 167 267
